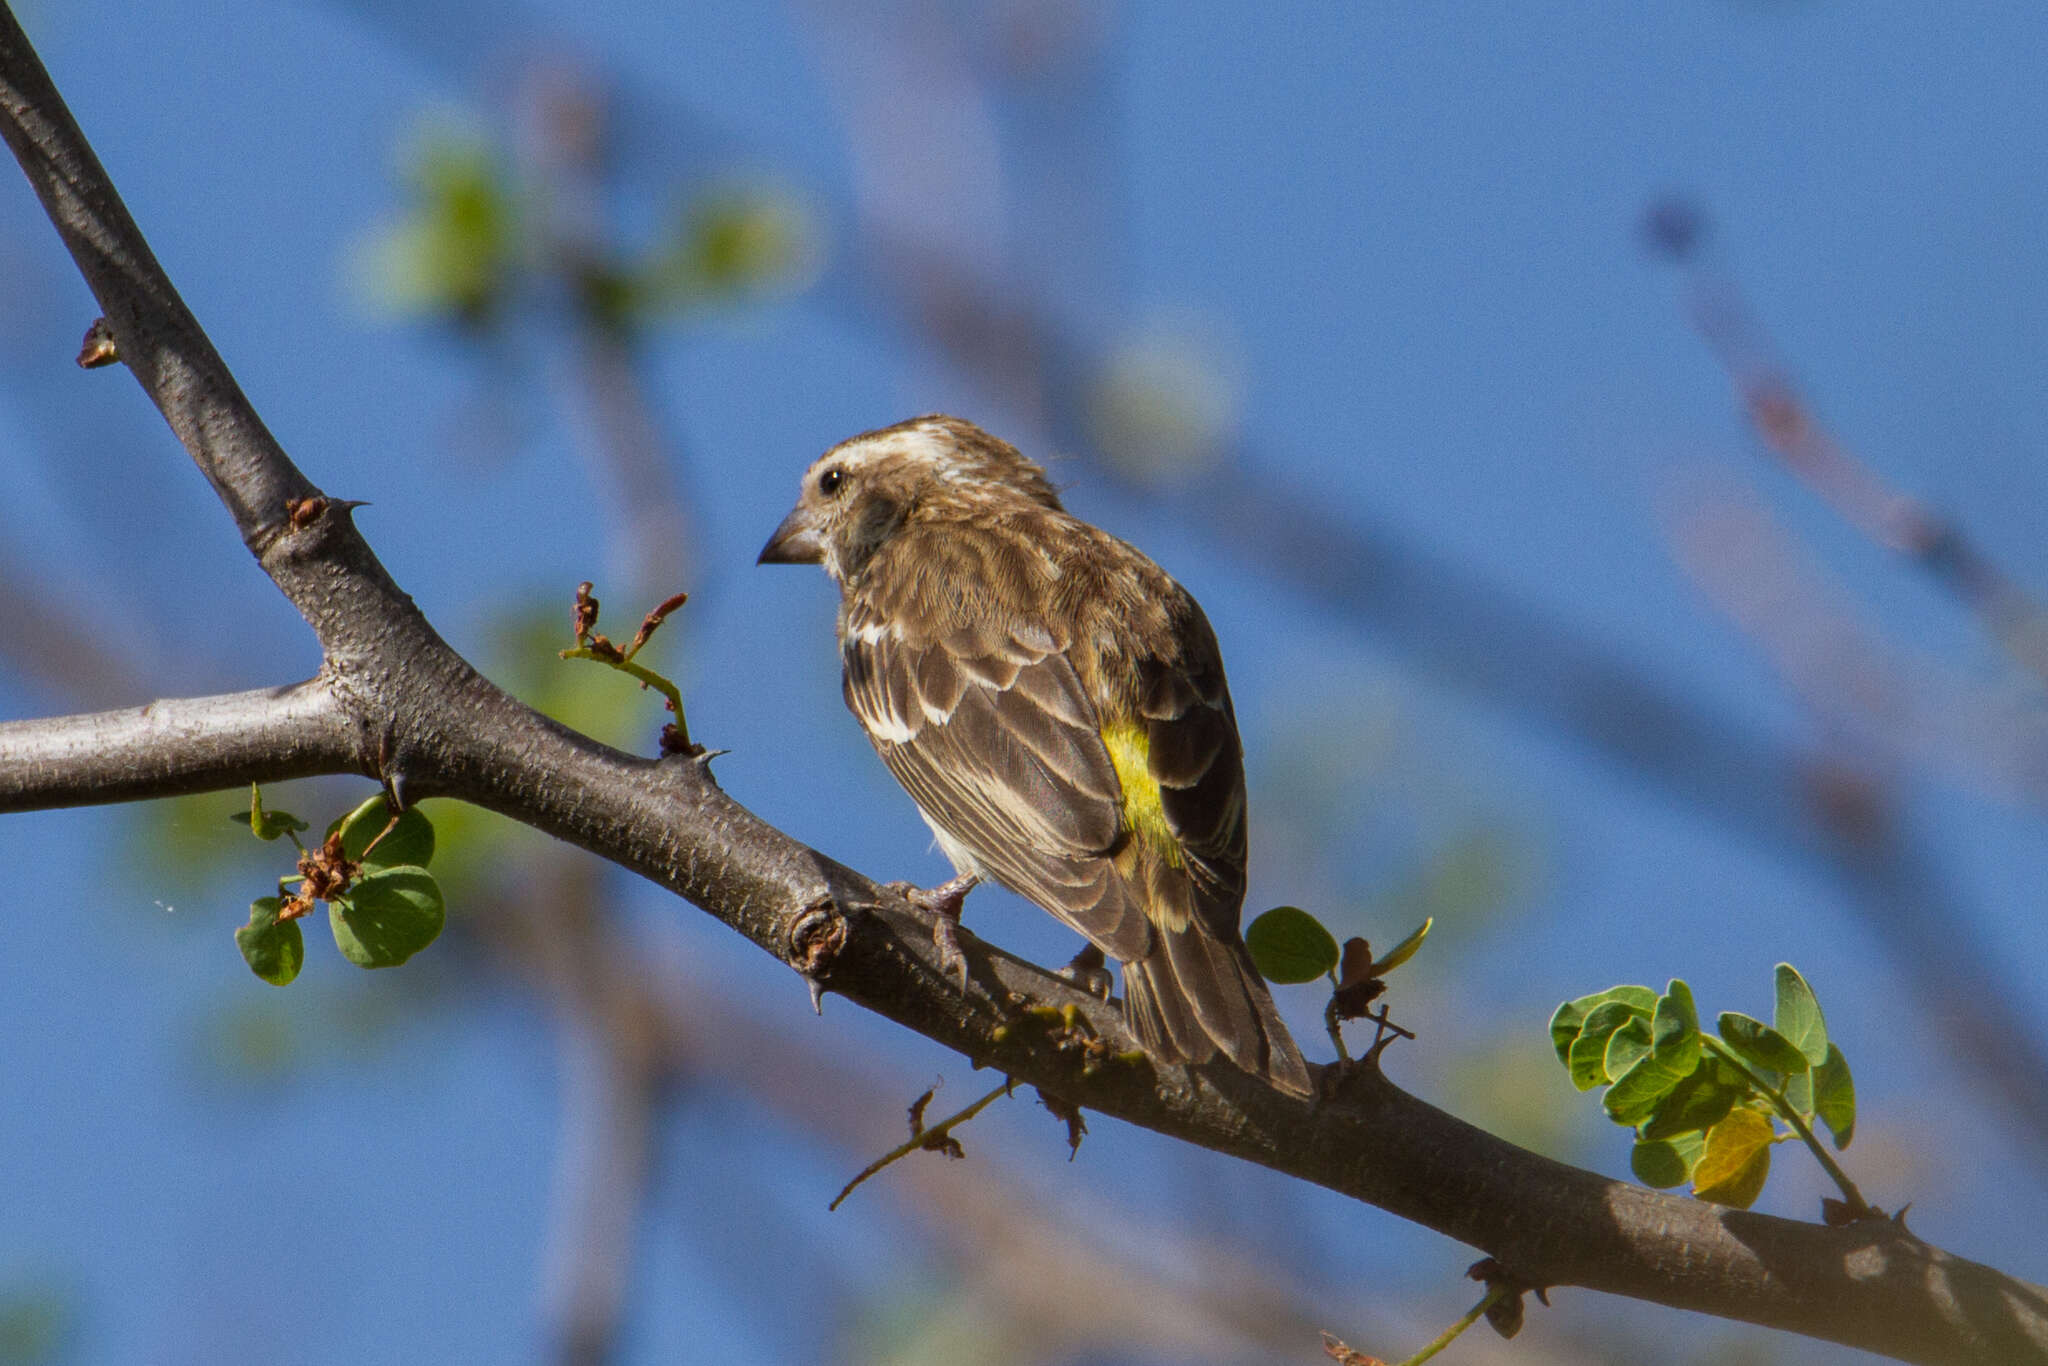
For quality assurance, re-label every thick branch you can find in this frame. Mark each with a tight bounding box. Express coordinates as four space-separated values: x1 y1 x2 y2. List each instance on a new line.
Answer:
418 708 2048 1366
0 679 362 807
2 7 2044 1363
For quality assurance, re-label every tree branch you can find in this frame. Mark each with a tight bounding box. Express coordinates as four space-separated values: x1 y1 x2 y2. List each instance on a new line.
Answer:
0 679 361 807
2 7 2044 1362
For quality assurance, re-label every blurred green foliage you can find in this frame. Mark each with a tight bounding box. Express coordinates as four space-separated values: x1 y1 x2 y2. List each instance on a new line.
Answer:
0 1281 73 1366
1085 320 1240 487
360 128 516 327
356 120 816 334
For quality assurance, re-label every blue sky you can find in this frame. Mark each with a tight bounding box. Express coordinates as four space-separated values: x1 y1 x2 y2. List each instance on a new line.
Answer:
5 2 2048 1362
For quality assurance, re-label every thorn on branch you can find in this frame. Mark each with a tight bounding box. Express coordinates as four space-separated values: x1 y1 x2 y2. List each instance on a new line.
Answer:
283 495 365 535
75 316 119 368
382 766 410 814
907 1085 935 1133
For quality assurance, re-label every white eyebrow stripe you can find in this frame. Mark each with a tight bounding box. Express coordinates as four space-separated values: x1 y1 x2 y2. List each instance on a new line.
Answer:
827 425 955 473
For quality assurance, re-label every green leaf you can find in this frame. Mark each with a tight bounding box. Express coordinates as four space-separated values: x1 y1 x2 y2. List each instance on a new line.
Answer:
1692 1107 1775 1209
1637 1066 1740 1141
1565 1030 1611 1090
1245 906 1341 984
1603 1045 1700 1126
1631 1133 1702 1188
1812 1043 1856 1148
1370 917 1433 975
228 784 309 841
1652 979 1702 1069
1773 963 1830 1067
1549 985 1658 1065
1782 1066 1813 1119
1717 1012 1812 1076
235 897 305 986
328 867 444 969
1603 1016 1654 1082
1564 1000 1648 1090
329 795 436 870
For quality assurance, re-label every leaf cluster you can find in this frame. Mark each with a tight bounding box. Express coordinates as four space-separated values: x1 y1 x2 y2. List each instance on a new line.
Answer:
1550 965 1858 1212
1246 905 1431 1062
230 789 446 985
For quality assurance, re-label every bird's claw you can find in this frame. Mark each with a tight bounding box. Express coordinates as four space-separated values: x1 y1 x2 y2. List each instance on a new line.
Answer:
932 915 970 994
888 873 980 994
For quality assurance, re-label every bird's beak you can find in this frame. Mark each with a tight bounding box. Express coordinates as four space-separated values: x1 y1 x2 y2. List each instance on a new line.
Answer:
757 506 825 565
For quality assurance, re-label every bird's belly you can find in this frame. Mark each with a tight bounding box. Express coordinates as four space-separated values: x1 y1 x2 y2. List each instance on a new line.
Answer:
921 815 988 881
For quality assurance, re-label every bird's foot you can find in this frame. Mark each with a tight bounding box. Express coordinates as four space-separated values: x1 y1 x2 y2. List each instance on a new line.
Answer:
887 873 979 992
1059 943 1115 1000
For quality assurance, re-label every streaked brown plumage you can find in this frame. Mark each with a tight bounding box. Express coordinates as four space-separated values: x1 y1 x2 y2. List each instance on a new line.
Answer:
760 415 1311 1097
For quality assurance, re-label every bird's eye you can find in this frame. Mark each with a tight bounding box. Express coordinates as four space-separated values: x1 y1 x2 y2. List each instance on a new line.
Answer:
817 467 846 496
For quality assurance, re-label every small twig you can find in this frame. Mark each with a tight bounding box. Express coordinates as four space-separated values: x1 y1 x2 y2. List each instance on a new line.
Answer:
559 581 699 754
624 592 688 660
1323 927 1424 1065
1397 1281 1513 1365
1321 1279 1516 1366
1700 1036 1875 1219
828 1078 1012 1211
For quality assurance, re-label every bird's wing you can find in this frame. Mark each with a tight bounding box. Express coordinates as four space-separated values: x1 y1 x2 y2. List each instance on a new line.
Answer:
1133 603 1250 940
842 595 1156 962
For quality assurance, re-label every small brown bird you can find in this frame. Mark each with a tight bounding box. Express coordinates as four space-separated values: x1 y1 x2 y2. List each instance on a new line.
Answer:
759 415 1312 1097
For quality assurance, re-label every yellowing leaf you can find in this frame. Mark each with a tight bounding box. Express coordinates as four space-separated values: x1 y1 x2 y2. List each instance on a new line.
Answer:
1692 1108 1775 1209
1371 917 1432 975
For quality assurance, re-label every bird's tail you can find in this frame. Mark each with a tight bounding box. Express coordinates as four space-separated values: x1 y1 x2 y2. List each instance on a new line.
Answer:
1122 924 1313 1098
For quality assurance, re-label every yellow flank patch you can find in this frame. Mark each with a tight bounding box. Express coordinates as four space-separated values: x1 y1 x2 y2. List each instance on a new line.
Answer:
1101 719 1182 869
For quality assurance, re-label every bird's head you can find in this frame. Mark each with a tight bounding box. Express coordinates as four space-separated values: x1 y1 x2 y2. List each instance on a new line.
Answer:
757 414 1062 582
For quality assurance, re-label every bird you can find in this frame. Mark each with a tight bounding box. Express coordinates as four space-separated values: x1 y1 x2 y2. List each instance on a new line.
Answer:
758 414 1313 1098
